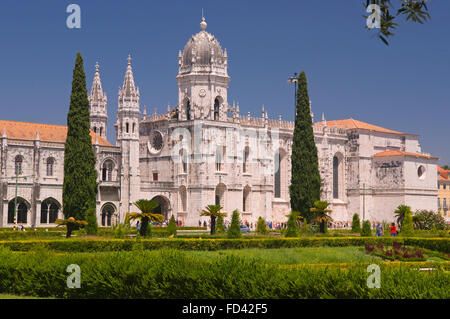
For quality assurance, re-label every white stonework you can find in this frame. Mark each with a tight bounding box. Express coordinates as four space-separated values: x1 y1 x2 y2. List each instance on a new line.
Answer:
0 18 438 228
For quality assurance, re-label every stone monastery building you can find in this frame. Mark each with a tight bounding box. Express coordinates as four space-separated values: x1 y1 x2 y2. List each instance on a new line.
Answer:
0 18 438 228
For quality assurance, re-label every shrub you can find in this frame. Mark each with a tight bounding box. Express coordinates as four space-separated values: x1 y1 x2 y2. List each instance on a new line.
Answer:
167 215 177 237
85 208 98 235
400 211 415 237
256 217 267 235
113 224 128 239
299 220 312 236
413 210 448 230
216 215 226 234
352 213 361 233
285 212 299 237
227 210 242 239
361 220 372 237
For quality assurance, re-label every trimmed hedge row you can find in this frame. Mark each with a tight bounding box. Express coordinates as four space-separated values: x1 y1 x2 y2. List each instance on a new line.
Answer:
0 237 448 253
0 231 64 240
0 248 448 298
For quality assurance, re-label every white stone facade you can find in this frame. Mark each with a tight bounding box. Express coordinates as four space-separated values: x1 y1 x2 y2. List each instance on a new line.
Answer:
0 18 438 228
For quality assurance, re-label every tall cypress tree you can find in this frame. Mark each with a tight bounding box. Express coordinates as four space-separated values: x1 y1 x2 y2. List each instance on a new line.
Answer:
289 71 321 222
63 53 97 234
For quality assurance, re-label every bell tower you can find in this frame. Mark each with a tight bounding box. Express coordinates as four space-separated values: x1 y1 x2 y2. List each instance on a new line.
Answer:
89 62 108 138
176 17 230 121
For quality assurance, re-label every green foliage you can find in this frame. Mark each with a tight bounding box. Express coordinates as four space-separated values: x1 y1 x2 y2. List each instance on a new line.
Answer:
167 215 177 236
0 237 448 253
361 220 372 237
413 210 448 230
285 212 299 237
227 210 242 239
113 223 129 239
0 248 448 299
299 220 313 236
363 0 432 45
256 217 267 235
201 205 226 235
63 53 97 224
289 71 321 222
126 199 163 237
352 213 361 233
394 205 412 228
310 200 332 233
400 211 414 237
85 208 98 235
215 215 226 234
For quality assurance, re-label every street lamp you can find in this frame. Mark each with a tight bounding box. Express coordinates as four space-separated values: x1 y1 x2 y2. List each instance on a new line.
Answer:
287 72 298 108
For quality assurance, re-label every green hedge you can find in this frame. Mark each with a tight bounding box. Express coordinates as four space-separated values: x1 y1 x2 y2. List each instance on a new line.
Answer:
0 237 448 253
0 248 448 299
0 231 64 240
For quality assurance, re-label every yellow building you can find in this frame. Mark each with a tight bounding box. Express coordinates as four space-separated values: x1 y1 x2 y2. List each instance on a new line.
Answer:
437 166 450 220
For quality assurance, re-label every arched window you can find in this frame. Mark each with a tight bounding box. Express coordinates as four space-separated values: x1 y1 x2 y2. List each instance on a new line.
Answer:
214 98 220 120
215 184 226 206
132 123 136 134
102 160 114 182
333 156 339 199
243 146 249 173
46 158 54 176
99 127 103 137
274 152 281 198
8 198 28 224
243 185 251 212
40 198 60 224
14 156 23 175
186 100 191 120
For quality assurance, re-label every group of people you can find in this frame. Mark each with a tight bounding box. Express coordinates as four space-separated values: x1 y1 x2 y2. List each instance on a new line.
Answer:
136 218 183 231
375 222 399 237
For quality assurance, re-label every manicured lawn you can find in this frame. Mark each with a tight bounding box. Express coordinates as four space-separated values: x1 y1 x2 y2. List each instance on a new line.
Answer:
188 246 382 264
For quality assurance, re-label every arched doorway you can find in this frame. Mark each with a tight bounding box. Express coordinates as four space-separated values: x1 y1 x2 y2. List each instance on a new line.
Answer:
8 197 30 224
151 196 171 221
101 203 117 227
41 198 61 224
215 183 226 207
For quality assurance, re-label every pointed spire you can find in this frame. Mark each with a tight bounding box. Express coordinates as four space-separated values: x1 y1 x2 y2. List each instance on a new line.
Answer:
2 127 7 138
167 102 171 113
35 130 39 141
322 113 326 127
89 62 106 102
120 54 138 98
143 106 147 119
262 104 265 118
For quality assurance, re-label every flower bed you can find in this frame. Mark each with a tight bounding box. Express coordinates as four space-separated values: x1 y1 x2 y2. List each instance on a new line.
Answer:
365 242 450 261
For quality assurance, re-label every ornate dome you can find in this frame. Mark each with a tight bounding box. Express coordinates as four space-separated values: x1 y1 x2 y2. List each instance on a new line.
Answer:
180 18 226 69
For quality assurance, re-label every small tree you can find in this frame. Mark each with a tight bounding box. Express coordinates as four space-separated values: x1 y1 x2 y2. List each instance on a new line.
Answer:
310 200 332 233
201 204 226 235
85 207 98 235
394 205 412 228
256 217 268 235
216 215 226 234
55 217 88 238
361 220 372 237
299 219 312 236
125 199 163 237
400 211 414 237
285 211 299 237
167 215 177 237
352 213 361 233
227 209 242 239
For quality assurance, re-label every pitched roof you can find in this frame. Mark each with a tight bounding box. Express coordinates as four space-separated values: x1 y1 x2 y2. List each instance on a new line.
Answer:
314 118 412 136
0 120 111 146
373 150 438 160
438 166 449 180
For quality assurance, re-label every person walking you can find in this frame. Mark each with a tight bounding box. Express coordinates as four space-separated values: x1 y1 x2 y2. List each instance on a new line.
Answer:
389 223 397 237
376 223 384 237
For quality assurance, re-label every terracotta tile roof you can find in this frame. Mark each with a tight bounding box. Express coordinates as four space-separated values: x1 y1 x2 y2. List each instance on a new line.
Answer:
0 120 111 146
314 118 412 135
373 150 438 160
438 166 449 180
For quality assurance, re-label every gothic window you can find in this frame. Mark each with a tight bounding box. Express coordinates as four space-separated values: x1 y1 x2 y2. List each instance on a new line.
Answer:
40 198 60 224
214 98 220 121
100 127 103 137
274 152 281 198
153 173 158 181
186 100 191 120
132 123 136 134
333 156 339 199
215 184 226 207
126 122 129 133
46 158 54 176
8 198 28 224
102 160 114 182
14 155 23 175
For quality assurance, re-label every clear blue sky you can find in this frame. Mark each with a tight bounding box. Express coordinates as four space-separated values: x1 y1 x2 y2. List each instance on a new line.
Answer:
0 0 449 165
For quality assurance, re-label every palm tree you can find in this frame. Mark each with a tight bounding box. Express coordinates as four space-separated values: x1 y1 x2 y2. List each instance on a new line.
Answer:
200 204 227 235
310 200 333 233
394 205 412 228
125 199 164 237
55 217 88 238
